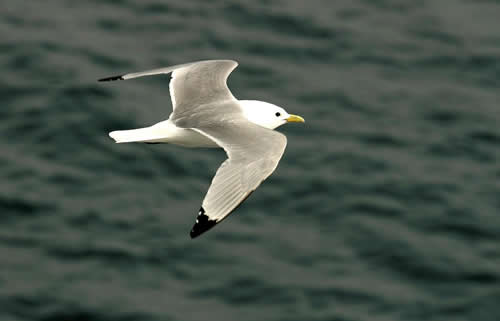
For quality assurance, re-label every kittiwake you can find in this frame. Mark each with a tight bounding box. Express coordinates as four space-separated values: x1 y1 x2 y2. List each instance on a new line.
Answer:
99 60 305 238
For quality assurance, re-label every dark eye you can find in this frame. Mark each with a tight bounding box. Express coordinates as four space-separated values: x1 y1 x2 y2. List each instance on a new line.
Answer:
275 112 281 117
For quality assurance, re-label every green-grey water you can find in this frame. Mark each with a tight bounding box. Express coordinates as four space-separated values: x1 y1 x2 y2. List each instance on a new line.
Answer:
2 1 500 320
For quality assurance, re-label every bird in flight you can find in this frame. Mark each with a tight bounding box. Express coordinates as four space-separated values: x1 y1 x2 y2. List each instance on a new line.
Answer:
99 60 304 238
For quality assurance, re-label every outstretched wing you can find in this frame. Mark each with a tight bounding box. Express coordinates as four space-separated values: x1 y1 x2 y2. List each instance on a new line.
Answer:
98 60 238 113
189 120 287 238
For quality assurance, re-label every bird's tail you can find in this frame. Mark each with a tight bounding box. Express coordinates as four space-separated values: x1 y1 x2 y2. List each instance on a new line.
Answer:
109 126 167 143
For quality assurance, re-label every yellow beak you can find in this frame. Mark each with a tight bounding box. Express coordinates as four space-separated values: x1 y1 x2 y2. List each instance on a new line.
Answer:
286 114 305 123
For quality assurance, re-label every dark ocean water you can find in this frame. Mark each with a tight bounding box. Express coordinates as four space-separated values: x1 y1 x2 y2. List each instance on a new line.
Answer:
2 0 500 320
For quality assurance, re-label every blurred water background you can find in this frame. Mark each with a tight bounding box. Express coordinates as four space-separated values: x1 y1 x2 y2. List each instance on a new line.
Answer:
1 0 500 320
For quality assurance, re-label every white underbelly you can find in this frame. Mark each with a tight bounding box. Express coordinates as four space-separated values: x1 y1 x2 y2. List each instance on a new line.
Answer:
153 120 220 148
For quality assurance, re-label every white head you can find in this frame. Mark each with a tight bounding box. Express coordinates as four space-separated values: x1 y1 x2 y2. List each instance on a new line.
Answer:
239 100 305 130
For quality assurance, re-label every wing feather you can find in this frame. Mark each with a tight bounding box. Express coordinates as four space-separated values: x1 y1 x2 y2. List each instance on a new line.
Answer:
189 121 287 238
98 60 238 113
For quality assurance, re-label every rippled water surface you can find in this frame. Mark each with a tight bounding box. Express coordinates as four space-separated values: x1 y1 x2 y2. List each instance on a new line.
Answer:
2 1 500 320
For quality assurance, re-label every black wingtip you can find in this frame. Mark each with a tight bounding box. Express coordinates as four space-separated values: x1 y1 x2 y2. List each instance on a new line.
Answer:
190 207 217 239
98 75 124 82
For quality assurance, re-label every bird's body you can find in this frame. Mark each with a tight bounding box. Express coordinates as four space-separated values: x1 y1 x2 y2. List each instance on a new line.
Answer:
99 60 304 238
109 99 288 148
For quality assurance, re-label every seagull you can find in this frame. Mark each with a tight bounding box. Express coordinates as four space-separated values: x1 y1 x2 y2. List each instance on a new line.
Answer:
99 60 304 238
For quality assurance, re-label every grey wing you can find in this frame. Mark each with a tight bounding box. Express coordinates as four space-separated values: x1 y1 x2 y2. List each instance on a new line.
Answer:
98 60 238 113
169 60 238 114
98 61 203 82
189 121 287 238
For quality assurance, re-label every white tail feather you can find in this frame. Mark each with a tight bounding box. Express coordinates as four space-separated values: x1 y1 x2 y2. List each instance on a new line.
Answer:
109 127 168 143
